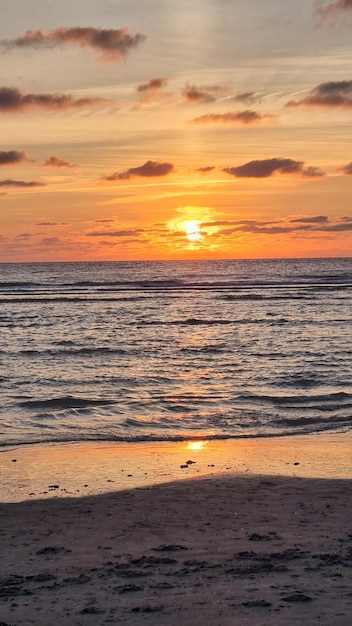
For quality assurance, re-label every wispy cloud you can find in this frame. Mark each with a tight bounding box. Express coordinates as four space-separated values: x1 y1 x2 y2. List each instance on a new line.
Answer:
0 179 45 188
0 150 27 165
286 81 352 108
36 221 69 226
196 166 215 174
189 110 277 125
42 156 76 168
231 91 261 104
289 215 328 224
86 228 145 237
102 160 174 181
316 0 352 24
338 161 352 174
200 215 352 235
0 27 146 62
224 158 325 178
0 86 110 113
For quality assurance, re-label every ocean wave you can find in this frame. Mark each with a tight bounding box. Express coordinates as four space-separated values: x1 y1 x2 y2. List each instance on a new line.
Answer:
18 347 128 357
238 391 351 406
1 418 351 449
18 396 117 410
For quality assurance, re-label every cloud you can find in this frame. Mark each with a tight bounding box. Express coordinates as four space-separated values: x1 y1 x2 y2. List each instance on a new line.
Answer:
338 161 352 174
200 215 352 236
102 160 174 181
0 179 45 187
231 91 260 104
42 156 76 168
189 110 277 125
290 215 328 224
181 83 217 104
316 0 352 23
320 220 352 231
196 166 215 174
0 86 110 113
136 77 172 106
1 27 146 62
224 158 325 178
137 77 168 101
36 221 68 226
286 81 352 108
0 150 27 165
86 228 145 237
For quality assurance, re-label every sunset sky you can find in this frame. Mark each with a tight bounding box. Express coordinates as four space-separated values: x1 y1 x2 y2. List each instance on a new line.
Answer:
1 0 352 261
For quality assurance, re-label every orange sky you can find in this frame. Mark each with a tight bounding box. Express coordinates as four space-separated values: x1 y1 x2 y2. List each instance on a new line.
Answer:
0 0 352 261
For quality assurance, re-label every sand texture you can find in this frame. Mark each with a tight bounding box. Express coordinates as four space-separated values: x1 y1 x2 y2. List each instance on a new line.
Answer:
1 474 352 625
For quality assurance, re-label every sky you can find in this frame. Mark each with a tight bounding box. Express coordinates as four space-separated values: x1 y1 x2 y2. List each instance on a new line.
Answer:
0 0 352 262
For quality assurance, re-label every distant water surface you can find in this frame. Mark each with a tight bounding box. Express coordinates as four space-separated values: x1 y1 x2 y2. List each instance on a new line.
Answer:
0 258 351 446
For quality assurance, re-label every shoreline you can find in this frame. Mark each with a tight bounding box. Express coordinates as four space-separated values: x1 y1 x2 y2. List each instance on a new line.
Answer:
1 430 352 503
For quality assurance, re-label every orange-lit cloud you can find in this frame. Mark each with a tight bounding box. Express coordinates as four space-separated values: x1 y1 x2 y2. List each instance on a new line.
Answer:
0 150 27 165
36 221 69 226
200 215 352 235
0 86 111 113
136 77 169 104
224 158 325 178
189 110 277 125
102 160 174 181
42 156 76 168
0 179 45 188
338 161 352 174
86 228 145 238
196 166 215 174
1 27 146 62
181 83 217 104
286 81 352 108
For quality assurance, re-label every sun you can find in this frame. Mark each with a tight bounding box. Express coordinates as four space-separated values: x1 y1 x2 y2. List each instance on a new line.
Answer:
183 220 202 242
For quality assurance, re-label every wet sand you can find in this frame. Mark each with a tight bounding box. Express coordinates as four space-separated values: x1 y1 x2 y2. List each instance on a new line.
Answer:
0 434 352 625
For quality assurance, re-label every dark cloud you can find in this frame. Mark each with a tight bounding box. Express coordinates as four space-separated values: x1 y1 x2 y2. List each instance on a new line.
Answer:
1 27 146 62
189 110 277 125
92 218 116 224
0 86 110 113
301 166 326 177
338 161 352 174
40 237 61 245
0 179 45 188
137 77 168 94
231 91 260 104
42 156 76 168
290 215 328 224
36 221 68 226
181 83 217 104
136 77 170 105
286 81 352 108
322 220 352 231
224 158 325 178
200 216 352 236
102 160 174 181
0 150 27 165
15 232 33 239
196 166 215 174
86 228 144 237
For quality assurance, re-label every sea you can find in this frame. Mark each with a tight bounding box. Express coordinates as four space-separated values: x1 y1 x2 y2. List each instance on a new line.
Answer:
0 257 351 448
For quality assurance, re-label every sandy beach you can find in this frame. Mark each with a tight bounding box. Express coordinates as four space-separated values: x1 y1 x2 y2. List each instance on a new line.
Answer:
1 434 352 625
